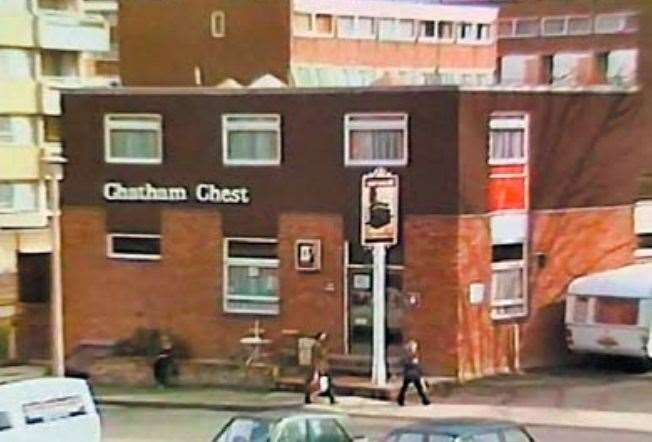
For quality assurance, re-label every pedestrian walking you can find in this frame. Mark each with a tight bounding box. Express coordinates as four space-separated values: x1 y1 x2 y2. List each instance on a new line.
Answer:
304 331 337 405
397 339 431 406
153 334 175 388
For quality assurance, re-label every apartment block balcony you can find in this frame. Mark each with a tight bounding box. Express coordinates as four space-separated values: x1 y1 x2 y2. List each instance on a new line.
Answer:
0 182 48 229
40 76 114 115
0 13 35 47
0 80 39 114
0 147 42 180
36 10 109 52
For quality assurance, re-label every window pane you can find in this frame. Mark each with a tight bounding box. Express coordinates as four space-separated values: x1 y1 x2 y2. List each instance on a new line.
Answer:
421 20 436 38
397 19 415 39
110 129 159 160
595 298 639 325
492 268 524 304
514 19 539 36
0 411 10 431
490 129 525 161
607 49 638 86
428 436 454 442
228 241 277 259
542 18 565 35
227 131 277 161
111 236 160 256
294 12 311 33
438 21 453 39
338 16 356 37
315 14 333 34
503 429 531 442
472 432 501 442
280 420 307 442
397 433 423 442
625 14 639 32
378 18 395 40
0 183 37 212
639 233 652 249
477 24 491 40
0 48 33 80
350 130 403 161
573 296 590 323
492 244 524 262
0 184 13 210
44 116 61 142
41 50 78 77
358 17 375 38
228 266 278 297
219 418 271 442
595 14 624 33
568 17 592 35
308 418 350 442
0 117 32 145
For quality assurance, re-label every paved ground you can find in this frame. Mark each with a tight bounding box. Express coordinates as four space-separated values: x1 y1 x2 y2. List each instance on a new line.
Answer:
100 406 652 442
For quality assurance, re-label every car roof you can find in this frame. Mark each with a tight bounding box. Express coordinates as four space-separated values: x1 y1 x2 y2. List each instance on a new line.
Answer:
229 411 346 423
390 419 524 437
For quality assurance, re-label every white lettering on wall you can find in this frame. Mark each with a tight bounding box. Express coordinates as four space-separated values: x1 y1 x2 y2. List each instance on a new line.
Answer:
103 182 250 205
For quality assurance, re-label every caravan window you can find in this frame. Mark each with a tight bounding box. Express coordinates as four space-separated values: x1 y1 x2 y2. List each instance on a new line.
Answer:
23 395 87 425
595 298 639 326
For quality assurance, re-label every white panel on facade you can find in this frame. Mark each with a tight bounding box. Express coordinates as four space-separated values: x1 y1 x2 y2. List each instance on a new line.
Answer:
490 212 527 245
37 12 110 52
635 200 652 234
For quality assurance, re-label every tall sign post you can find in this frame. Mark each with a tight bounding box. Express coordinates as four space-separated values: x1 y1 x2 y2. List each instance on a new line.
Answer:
361 168 399 387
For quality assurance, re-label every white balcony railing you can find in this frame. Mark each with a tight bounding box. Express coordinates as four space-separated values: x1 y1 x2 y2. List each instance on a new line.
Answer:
36 10 109 52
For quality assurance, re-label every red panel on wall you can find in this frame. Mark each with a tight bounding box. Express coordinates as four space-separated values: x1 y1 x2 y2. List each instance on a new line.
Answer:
488 164 526 211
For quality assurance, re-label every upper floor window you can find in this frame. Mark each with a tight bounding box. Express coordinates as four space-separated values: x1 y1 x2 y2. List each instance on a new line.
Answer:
0 49 33 80
0 117 35 145
107 233 161 261
337 16 375 39
41 50 79 78
567 16 592 35
491 241 528 320
514 18 540 37
488 116 527 164
595 12 638 34
378 18 416 42
345 113 408 166
210 11 225 38
293 12 334 37
0 183 38 214
222 114 281 166
542 17 566 36
104 114 163 164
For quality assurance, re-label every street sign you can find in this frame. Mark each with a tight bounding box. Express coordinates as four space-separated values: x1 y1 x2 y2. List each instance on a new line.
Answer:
361 168 399 246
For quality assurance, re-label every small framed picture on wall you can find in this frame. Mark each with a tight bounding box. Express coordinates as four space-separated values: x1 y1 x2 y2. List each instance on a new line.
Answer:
295 239 321 272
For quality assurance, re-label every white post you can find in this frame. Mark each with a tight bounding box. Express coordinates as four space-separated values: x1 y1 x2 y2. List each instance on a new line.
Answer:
372 244 387 386
50 177 65 377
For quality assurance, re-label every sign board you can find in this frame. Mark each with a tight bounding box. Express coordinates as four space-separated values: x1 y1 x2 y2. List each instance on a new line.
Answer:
361 168 399 246
295 239 321 272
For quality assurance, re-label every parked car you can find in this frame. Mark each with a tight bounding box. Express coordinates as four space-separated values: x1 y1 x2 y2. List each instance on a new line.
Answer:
383 419 534 442
0 377 101 442
211 412 367 442
565 263 652 362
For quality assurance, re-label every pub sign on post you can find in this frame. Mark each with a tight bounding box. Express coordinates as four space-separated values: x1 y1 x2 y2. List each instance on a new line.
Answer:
361 168 399 246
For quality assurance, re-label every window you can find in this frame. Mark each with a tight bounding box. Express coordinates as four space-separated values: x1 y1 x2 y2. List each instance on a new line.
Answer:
457 22 475 41
0 48 33 80
215 418 272 442
294 12 312 34
293 12 333 37
0 117 35 145
379 18 415 42
420 20 436 39
41 50 78 77
222 114 281 165
605 49 638 86
107 234 161 260
357 17 375 39
502 429 531 442
542 17 566 36
278 420 307 442
471 433 501 442
314 14 333 35
18 253 50 304
573 296 590 324
437 21 454 40
513 18 539 37
0 411 10 432
477 23 491 41
23 395 86 425
338 16 375 39
104 114 162 164
43 116 61 143
491 243 527 320
337 16 356 38
595 12 638 34
224 238 279 315
345 113 408 166
0 183 38 213
567 16 592 35
595 298 639 326
488 116 527 164
210 11 225 38
307 418 350 442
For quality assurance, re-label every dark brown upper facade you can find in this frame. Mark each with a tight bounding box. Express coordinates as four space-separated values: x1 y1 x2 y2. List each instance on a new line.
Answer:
61 87 643 239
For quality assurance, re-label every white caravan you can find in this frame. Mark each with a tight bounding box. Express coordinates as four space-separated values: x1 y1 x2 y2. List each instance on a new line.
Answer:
0 377 101 442
565 263 652 360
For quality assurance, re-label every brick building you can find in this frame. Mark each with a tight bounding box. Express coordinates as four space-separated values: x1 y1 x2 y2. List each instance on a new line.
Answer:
118 0 499 88
60 85 642 380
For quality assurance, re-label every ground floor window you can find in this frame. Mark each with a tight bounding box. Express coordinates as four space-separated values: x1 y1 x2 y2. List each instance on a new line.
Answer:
224 238 279 315
106 233 161 260
490 242 527 320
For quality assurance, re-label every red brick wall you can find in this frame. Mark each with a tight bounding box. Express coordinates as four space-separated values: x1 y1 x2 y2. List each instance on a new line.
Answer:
403 215 460 377
63 207 347 359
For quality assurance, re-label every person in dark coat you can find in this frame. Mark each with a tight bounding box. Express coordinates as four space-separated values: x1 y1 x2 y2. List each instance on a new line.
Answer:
397 339 430 406
153 335 175 388
304 332 336 405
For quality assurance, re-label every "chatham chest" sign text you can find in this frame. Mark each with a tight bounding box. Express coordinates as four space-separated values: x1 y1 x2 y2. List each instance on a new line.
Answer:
103 182 251 204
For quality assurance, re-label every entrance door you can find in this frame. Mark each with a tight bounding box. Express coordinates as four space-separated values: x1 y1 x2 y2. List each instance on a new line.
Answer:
347 267 405 357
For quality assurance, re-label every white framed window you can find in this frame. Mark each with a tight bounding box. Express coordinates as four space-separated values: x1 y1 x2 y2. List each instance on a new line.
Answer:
40 50 79 78
106 233 161 261
222 114 281 166
513 18 539 37
490 242 527 320
541 16 567 36
378 18 416 42
488 115 528 165
567 16 592 35
0 117 36 145
0 48 34 80
104 114 163 164
605 49 638 86
437 21 455 41
337 16 375 40
293 12 334 38
223 238 279 315
595 12 638 34
457 22 475 41
210 11 225 38
419 20 437 41
344 113 408 166
0 183 39 214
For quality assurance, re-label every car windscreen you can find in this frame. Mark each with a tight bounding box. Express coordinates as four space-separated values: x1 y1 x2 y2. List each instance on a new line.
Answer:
213 417 272 442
